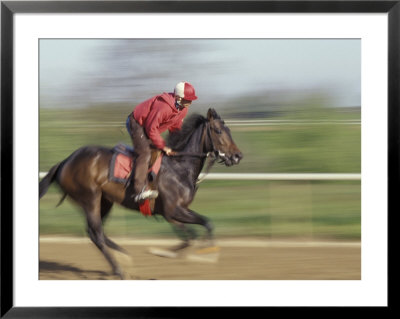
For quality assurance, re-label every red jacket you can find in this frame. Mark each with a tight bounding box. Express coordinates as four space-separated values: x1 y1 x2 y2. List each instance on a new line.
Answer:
133 92 188 149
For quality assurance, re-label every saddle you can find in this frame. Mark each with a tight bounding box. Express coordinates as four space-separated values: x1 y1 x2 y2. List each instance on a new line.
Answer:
109 143 162 216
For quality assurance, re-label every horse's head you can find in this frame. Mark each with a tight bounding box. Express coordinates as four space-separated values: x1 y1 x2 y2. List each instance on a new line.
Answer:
206 108 243 166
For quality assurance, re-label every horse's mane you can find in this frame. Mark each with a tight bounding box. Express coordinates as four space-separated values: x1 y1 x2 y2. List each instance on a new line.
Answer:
166 114 207 151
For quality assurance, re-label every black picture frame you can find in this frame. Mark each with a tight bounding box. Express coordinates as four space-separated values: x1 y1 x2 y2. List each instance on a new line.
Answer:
1 1 396 317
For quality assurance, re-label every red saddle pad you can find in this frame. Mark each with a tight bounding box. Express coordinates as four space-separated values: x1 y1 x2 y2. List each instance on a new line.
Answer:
111 153 133 182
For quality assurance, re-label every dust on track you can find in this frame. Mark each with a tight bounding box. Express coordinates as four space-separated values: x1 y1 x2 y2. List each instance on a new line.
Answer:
39 237 360 280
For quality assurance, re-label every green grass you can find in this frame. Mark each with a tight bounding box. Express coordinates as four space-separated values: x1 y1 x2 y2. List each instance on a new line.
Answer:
40 180 360 240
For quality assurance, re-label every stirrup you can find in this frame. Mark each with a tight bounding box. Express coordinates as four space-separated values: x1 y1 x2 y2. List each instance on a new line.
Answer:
134 189 159 202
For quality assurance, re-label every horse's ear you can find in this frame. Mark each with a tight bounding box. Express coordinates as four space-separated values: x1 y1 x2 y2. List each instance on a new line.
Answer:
207 108 218 120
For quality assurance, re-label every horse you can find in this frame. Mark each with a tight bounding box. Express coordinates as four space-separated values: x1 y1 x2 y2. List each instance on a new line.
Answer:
39 108 243 279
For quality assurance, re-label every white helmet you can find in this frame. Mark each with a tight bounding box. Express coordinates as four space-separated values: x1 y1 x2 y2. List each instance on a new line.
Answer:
174 82 198 101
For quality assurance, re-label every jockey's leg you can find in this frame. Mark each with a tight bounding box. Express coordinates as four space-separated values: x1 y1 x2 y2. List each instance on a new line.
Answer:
126 114 158 201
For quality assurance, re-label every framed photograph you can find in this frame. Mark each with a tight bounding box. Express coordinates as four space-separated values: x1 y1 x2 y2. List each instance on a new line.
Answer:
1 1 396 317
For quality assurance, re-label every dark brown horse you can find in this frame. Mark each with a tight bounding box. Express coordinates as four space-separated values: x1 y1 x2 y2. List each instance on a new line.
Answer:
39 108 242 279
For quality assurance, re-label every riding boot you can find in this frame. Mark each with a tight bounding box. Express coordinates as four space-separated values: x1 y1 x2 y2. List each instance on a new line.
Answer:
133 186 159 202
126 171 158 202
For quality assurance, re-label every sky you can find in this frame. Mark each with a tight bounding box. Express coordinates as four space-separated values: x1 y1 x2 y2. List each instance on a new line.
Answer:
39 39 361 109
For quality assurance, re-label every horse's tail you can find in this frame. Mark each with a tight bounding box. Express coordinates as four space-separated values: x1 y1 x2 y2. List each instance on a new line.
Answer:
55 193 67 207
39 161 64 199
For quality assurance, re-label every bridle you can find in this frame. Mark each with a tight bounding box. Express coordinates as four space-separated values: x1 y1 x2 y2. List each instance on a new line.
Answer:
171 120 222 183
171 120 219 158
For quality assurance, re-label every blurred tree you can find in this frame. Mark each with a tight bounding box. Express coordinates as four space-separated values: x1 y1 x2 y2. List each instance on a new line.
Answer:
69 39 223 107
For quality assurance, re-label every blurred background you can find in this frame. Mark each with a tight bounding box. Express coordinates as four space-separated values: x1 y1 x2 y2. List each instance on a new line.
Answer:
39 39 361 241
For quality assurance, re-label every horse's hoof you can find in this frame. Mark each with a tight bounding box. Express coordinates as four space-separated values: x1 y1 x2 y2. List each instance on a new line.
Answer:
117 272 133 280
112 267 128 280
148 247 178 258
114 272 124 280
186 246 220 263
195 246 220 254
170 242 190 252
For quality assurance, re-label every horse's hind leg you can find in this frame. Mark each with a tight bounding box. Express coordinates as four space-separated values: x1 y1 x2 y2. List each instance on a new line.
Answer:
100 196 134 277
84 195 125 279
100 196 129 255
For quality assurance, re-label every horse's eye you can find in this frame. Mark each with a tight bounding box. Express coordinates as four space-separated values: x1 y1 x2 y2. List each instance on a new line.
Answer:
214 128 222 134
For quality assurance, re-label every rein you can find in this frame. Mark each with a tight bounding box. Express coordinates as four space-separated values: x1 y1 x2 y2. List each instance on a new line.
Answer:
196 153 217 184
169 121 218 184
172 151 208 158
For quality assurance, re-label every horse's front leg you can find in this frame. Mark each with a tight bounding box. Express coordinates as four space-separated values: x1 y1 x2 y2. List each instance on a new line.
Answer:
169 220 198 252
147 219 193 258
171 206 216 247
170 206 220 262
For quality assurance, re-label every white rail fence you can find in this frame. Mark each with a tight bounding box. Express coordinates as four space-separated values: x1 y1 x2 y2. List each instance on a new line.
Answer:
39 172 361 181
40 119 361 128
197 173 361 180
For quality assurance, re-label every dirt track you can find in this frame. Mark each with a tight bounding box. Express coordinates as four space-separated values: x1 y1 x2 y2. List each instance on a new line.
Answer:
39 237 360 280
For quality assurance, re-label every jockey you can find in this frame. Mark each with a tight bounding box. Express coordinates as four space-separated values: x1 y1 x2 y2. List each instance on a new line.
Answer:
126 81 198 202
